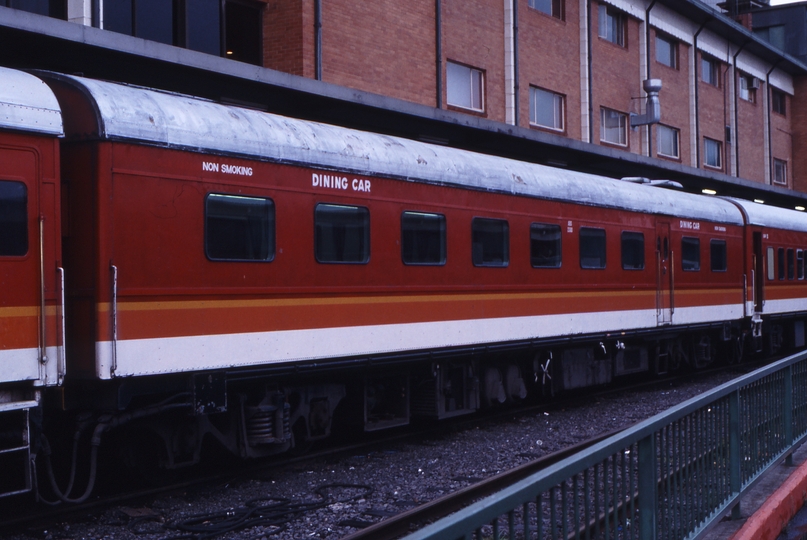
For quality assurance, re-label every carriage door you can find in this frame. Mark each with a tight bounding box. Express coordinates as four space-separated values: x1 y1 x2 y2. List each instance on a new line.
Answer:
656 222 673 325
752 230 764 314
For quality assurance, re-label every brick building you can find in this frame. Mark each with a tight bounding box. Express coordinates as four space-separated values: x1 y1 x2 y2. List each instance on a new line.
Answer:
5 0 806 193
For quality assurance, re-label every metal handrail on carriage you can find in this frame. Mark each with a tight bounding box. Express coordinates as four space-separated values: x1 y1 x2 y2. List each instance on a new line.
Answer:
403 349 807 540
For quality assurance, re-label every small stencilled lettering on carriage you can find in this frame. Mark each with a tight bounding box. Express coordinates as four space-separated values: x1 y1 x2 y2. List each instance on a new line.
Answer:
679 220 700 230
202 161 253 176
714 225 727 232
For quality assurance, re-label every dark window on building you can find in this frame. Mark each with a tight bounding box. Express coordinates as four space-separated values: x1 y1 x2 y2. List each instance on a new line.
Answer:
529 0 563 19
657 125 679 158
778 247 785 280
682 237 700 271
655 34 677 69
773 158 787 185
739 74 757 103
530 223 561 268
702 56 720 87
621 231 644 270
0 181 28 257
4 0 65 18
401 211 446 265
772 89 787 116
472 218 509 267
103 0 262 64
788 248 795 280
580 227 606 269
447 61 484 112
205 193 274 261
529 87 564 131
754 25 785 51
710 239 727 272
704 138 722 169
315 203 370 264
600 108 627 146
598 5 625 47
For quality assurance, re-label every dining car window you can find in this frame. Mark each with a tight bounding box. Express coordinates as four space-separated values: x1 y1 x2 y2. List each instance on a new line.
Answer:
788 248 795 280
315 203 370 264
798 249 804 280
681 237 699 271
778 248 785 280
205 193 274 261
767 247 775 280
0 181 27 256
580 227 606 269
621 231 644 270
401 211 446 265
472 218 509 267
710 239 727 272
530 223 561 268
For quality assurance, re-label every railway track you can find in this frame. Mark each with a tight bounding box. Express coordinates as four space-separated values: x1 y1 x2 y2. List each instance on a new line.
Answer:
0 364 757 539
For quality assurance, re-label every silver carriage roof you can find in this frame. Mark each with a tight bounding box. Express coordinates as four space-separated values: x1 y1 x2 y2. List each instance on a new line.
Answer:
729 198 807 233
0 67 62 136
48 73 744 226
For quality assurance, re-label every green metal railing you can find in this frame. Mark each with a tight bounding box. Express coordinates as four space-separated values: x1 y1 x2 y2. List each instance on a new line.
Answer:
404 349 807 540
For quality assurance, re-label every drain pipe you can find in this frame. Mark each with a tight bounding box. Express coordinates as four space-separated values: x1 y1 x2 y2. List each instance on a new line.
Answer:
732 41 749 178
436 0 442 108
587 0 593 143
315 0 322 80
765 60 782 185
693 20 708 168
513 0 519 126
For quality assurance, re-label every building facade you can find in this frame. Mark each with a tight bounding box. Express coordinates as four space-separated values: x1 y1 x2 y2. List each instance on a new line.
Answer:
5 0 806 193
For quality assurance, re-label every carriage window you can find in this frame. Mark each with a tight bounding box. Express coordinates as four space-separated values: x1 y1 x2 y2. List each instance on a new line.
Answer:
472 218 509 267
767 247 775 280
402 211 446 265
205 193 274 261
681 237 699 271
315 203 370 264
580 227 606 269
0 181 27 256
530 223 561 268
778 248 785 280
788 248 795 280
798 250 804 280
710 240 727 272
621 231 644 270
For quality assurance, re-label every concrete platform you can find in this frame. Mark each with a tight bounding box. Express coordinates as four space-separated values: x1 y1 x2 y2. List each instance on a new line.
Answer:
703 443 807 540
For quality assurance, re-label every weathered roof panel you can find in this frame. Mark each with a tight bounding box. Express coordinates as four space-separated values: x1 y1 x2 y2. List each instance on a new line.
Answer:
0 67 62 136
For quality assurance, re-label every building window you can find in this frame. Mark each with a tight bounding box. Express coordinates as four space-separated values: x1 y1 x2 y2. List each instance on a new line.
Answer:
772 89 787 116
655 34 677 69
702 56 720 87
529 87 564 131
529 0 563 19
600 108 627 146
598 5 625 46
739 74 757 103
754 25 785 51
0 180 28 257
681 237 700 271
704 138 722 169
773 158 787 185
315 203 370 264
205 193 275 261
103 0 263 64
447 61 484 112
530 223 562 268
580 227 606 269
2 0 65 18
401 211 446 265
657 125 679 159
711 240 727 272
472 218 509 267
621 231 644 270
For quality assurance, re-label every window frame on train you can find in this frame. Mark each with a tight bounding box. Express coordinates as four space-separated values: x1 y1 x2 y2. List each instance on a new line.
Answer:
768 246 775 280
621 231 645 270
0 180 28 257
204 193 275 262
530 222 562 268
472 217 509 267
788 248 795 280
798 249 804 280
579 227 606 269
401 211 446 266
778 247 785 280
710 239 727 272
315 203 370 264
681 237 700 272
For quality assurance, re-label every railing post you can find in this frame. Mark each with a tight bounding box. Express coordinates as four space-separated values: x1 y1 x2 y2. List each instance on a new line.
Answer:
730 389 742 519
639 434 657 540
785 365 794 466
